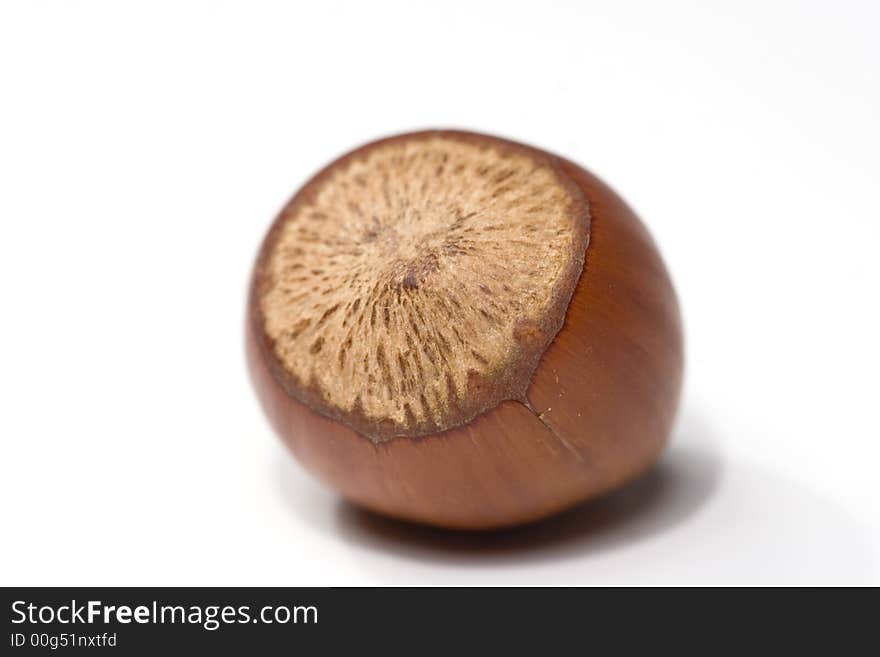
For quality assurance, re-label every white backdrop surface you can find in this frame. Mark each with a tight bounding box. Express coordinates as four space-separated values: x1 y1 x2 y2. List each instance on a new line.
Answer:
1 1 878 585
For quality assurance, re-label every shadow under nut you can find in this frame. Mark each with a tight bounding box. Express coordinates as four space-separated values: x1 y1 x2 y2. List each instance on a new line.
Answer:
247 131 683 530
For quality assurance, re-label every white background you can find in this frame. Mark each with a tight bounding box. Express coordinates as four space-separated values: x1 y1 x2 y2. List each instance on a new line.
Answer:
1 1 878 585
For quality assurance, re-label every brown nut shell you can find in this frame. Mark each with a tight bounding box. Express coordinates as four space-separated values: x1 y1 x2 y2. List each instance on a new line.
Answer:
247 130 683 530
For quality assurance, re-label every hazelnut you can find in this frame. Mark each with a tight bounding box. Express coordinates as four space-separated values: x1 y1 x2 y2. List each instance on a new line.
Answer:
248 130 683 529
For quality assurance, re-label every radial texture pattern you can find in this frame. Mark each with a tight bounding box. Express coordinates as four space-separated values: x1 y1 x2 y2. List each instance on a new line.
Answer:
257 133 589 440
